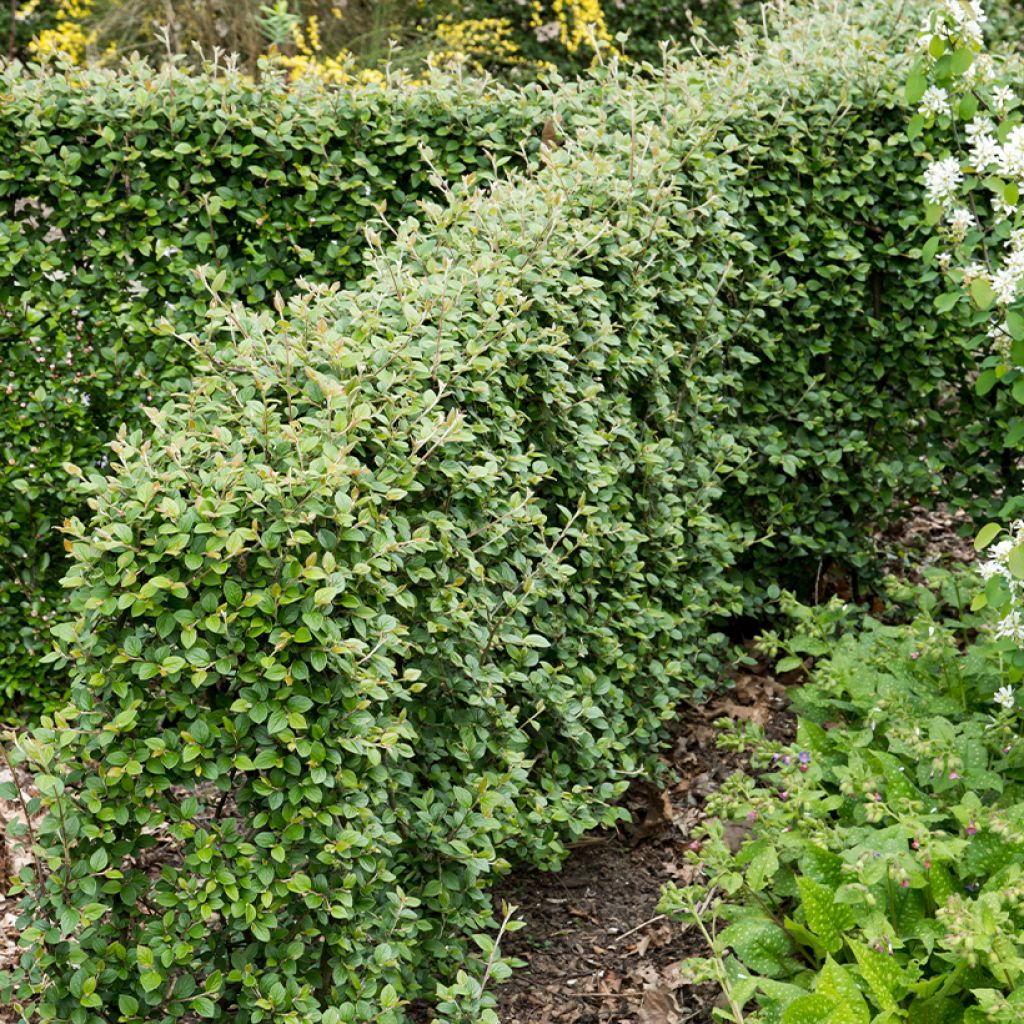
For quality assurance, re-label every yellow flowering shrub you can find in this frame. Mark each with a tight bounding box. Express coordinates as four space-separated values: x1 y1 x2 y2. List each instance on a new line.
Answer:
432 16 527 71
548 0 616 56
27 0 96 63
272 15 386 86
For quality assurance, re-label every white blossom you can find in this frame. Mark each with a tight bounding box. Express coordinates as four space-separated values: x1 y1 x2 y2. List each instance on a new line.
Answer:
966 117 996 140
994 610 1024 642
966 53 995 85
994 85 1016 112
948 207 974 238
924 156 963 205
920 86 951 118
998 126 1024 178
994 199 1018 223
991 265 1019 304
969 132 1001 169
995 685 1016 710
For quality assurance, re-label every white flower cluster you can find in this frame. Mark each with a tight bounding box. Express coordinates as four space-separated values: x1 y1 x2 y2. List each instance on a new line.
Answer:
921 0 1024 305
993 84 1015 112
926 0 986 47
924 156 963 204
948 207 974 240
980 520 1024 642
920 85 951 118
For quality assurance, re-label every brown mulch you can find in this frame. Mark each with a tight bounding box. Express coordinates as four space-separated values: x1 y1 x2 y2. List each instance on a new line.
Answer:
492 664 796 1024
878 503 976 581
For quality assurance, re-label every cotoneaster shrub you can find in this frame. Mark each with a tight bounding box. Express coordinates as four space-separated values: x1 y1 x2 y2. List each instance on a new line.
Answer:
8 0 1024 718
1 52 755 1022
0 60 551 715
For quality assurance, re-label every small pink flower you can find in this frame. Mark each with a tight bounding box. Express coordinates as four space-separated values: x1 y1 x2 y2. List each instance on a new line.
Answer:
967 822 978 835
779 790 789 801
747 810 758 822
1005 745 1012 754
912 839 920 850
874 792 883 802
900 879 910 888
689 840 702 852
924 860 932 870
799 764 809 773
911 652 921 660
949 771 960 780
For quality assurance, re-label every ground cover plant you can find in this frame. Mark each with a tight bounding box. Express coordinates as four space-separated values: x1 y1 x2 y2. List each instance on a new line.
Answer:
662 577 1024 1024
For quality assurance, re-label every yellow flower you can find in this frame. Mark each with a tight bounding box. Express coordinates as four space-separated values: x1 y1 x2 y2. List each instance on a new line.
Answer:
28 0 96 64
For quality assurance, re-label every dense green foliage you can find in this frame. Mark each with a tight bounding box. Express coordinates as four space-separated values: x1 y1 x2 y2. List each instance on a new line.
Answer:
4 4 1021 1020
0 62 550 714
6 2 1023 716
4 50 749 1023
664 577 1024 1024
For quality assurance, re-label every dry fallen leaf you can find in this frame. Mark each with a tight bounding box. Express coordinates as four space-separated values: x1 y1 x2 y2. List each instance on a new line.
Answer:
636 964 686 1024
630 784 674 846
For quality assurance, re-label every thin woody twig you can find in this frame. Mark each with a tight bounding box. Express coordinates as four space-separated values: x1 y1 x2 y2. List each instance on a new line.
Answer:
611 913 666 946
0 742 44 893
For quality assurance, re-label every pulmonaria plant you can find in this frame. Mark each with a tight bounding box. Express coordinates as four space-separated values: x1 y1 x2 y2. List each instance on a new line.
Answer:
661 592 1024 1024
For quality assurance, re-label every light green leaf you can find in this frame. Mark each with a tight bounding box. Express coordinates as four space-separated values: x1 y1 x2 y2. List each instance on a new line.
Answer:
975 523 1002 551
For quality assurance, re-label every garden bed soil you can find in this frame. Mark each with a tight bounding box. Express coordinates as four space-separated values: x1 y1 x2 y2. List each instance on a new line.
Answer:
491 660 796 1024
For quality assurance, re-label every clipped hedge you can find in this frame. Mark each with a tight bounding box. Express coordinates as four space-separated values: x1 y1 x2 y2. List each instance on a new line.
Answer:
5 57 750 1022
0 60 550 713
5 4 1016 1020
6 7 1023 716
